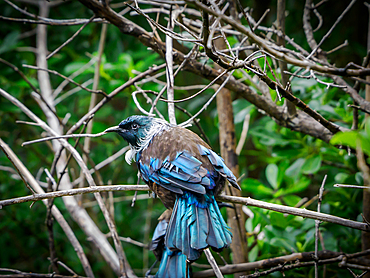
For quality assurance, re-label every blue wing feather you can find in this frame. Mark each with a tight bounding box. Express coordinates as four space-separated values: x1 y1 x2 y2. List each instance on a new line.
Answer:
139 150 215 194
197 144 241 190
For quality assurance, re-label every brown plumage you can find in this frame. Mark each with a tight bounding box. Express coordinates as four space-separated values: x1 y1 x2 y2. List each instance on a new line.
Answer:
141 126 226 209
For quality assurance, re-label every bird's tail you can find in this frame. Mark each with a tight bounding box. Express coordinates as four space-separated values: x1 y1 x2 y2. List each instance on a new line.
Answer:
155 247 190 278
148 210 191 278
165 192 232 261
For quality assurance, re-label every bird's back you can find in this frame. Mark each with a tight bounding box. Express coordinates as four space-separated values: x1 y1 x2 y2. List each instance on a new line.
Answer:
138 126 227 209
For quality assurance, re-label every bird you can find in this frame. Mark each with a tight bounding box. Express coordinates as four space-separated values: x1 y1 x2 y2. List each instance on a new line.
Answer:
105 115 240 262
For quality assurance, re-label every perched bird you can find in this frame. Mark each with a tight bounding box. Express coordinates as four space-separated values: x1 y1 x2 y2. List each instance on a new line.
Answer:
105 115 240 262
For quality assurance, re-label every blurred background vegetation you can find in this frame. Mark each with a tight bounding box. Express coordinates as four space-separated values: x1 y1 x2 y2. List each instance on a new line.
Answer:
0 1 368 277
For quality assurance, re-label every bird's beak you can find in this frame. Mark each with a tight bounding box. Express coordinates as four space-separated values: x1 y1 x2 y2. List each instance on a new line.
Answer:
104 126 123 133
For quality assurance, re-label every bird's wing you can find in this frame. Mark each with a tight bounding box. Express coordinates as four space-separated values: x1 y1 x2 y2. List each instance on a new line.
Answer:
197 144 241 190
138 150 216 195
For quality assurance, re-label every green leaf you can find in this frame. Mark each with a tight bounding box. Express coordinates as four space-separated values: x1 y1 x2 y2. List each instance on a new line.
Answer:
365 118 370 139
284 178 311 195
241 178 274 196
301 155 322 174
283 195 302 207
270 212 288 229
248 244 259 262
330 131 358 149
286 158 305 179
359 135 370 157
270 237 296 251
266 164 279 189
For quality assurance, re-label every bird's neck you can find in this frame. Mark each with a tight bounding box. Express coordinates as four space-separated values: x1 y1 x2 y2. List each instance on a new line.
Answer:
125 119 172 165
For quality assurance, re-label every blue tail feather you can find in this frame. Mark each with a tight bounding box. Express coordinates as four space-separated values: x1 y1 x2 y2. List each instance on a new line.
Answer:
165 192 232 261
155 248 189 278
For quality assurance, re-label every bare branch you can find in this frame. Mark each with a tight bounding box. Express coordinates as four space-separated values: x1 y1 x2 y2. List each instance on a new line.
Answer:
0 185 148 208
194 249 370 277
22 131 108 146
23 64 109 97
204 248 223 278
47 16 95 59
1 182 367 232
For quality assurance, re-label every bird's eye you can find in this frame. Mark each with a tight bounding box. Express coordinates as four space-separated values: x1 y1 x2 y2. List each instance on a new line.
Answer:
132 124 138 129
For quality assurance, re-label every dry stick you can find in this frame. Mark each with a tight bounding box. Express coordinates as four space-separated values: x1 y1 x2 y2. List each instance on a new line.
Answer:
157 68 229 104
166 5 176 125
72 146 130 186
119 235 148 248
307 0 357 59
148 46 198 115
46 16 95 59
36 4 67 271
334 184 370 189
1 185 369 231
79 22 108 194
194 249 370 278
0 89 130 278
247 63 342 135
0 269 86 278
126 2 199 43
0 140 36 195
186 0 370 77
204 248 223 278
22 132 108 146
68 64 165 135
57 261 79 276
44 168 59 273
180 70 234 127
201 1 234 70
315 175 327 278
0 138 95 278
0 14 107 26
4 0 39 18
0 58 62 125
235 113 250 155
0 185 148 207
216 194 369 232
23 64 109 97
44 115 95 262
326 40 349 55
244 256 370 278
53 56 97 98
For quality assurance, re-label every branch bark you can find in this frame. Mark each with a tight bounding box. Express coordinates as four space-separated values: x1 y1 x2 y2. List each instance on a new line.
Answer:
193 249 370 277
0 181 368 232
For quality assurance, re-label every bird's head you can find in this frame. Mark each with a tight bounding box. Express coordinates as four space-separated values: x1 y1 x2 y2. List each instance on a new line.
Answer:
105 115 155 147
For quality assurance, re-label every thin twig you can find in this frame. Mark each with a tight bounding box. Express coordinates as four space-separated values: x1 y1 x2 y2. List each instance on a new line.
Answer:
204 248 223 278
315 174 327 278
166 5 176 124
334 184 370 189
47 16 95 59
236 113 250 155
180 70 235 126
23 64 109 97
306 0 357 59
0 140 36 195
